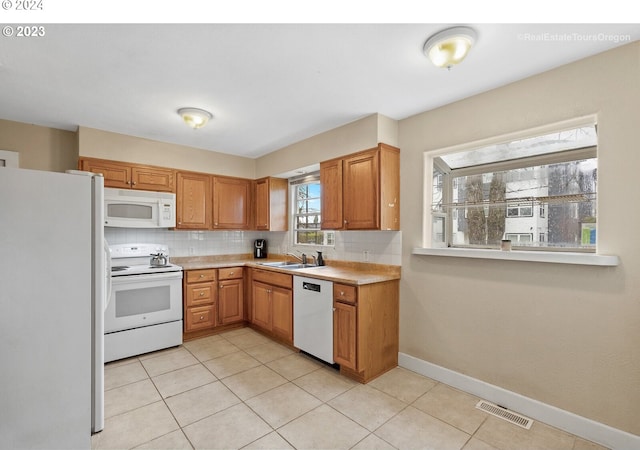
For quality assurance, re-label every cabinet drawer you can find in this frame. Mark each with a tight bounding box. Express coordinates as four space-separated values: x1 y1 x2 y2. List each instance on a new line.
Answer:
186 269 217 284
218 267 243 280
185 305 216 331
252 269 292 289
334 283 357 304
186 284 214 307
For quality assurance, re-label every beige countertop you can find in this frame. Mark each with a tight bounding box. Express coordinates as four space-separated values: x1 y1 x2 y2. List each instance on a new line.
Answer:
171 253 400 285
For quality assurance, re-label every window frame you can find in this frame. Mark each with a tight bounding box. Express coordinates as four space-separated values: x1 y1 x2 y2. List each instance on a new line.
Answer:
423 116 600 253
290 173 335 248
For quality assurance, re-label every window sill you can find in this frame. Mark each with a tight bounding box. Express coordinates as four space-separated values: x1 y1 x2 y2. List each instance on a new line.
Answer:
412 247 619 266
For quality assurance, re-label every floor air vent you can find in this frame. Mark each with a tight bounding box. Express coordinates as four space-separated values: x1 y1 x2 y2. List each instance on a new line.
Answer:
475 400 534 429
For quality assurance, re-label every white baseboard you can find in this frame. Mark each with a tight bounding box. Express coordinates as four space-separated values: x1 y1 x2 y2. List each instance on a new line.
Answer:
398 352 640 450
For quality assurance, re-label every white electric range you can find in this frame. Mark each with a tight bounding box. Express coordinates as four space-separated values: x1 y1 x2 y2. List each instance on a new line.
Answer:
105 243 183 362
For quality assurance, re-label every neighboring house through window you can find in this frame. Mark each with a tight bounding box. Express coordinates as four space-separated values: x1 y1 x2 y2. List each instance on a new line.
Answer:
429 119 598 251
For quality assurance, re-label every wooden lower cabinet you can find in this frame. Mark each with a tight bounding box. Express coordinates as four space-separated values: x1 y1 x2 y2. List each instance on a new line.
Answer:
251 281 272 331
185 305 216 331
184 269 217 335
218 267 244 325
333 301 357 370
271 286 293 342
250 269 293 345
183 267 245 340
333 280 399 383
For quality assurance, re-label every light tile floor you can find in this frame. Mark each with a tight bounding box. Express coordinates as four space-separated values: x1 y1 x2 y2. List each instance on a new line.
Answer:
92 327 608 450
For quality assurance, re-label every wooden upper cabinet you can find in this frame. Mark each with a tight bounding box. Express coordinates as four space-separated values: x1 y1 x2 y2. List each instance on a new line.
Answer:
79 158 131 189
79 157 175 192
176 172 212 229
320 158 344 230
131 166 175 192
320 143 400 231
254 177 288 231
343 149 380 230
213 176 251 230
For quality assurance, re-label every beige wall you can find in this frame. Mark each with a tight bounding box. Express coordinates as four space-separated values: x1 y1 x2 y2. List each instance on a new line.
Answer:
78 127 255 179
0 119 78 172
255 113 394 178
398 42 640 435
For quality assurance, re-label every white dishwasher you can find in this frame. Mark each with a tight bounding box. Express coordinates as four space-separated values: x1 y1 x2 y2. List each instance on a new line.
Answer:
293 276 334 364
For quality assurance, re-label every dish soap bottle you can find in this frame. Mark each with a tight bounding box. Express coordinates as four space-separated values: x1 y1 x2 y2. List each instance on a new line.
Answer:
316 251 324 266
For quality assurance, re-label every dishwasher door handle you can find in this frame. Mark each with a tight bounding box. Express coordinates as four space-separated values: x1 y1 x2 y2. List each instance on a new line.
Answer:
302 282 321 292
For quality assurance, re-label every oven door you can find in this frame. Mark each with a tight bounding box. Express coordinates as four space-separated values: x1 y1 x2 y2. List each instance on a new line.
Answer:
105 271 183 334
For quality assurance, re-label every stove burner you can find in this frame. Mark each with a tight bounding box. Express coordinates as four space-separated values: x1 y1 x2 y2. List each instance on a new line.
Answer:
111 266 130 272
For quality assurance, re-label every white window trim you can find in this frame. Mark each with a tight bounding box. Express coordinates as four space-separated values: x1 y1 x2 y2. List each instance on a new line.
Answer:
412 247 619 266
289 174 335 248
415 115 620 266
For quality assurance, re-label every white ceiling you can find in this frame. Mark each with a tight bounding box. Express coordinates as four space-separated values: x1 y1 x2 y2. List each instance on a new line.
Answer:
0 23 638 159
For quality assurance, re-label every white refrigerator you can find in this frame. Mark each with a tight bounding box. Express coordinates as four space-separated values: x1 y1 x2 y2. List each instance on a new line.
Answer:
0 167 105 449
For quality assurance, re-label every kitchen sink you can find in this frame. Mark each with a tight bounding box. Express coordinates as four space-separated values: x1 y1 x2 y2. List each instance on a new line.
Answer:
257 261 325 270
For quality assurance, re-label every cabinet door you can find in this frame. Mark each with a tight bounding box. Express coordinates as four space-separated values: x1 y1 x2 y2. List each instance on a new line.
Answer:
333 301 357 370
271 286 293 343
176 172 212 229
185 305 216 332
132 166 175 192
80 158 131 189
343 149 379 230
320 158 344 230
251 281 272 331
255 178 270 230
185 283 215 307
219 279 244 325
213 177 251 229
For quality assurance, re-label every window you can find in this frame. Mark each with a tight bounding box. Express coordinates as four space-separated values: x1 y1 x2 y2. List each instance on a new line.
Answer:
507 203 533 218
505 233 533 243
430 122 597 251
291 174 335 246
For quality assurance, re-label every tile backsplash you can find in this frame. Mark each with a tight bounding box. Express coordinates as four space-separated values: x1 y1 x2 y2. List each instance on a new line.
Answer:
105 228 401 265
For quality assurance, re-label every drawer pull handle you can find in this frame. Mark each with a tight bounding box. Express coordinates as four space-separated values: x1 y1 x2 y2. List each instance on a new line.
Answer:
229 271 234 275
200 292 205 296
340 291 345 296
200 315 204 320
199 274 205 278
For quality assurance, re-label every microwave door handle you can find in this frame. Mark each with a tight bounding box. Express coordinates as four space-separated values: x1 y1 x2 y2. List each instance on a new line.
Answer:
157 200 164 225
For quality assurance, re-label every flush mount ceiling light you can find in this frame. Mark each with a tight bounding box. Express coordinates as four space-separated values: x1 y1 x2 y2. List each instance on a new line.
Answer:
423 26 477 69
177 107 213 129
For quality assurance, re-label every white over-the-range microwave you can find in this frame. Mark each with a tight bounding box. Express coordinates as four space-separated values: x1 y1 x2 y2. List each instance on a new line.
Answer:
104 187 176 228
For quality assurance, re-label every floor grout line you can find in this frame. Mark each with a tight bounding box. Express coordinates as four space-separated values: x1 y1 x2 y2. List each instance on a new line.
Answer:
99 329 604 450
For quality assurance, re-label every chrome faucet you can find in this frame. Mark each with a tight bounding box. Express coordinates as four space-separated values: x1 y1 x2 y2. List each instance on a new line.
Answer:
287 252 314 265
286 252 306 264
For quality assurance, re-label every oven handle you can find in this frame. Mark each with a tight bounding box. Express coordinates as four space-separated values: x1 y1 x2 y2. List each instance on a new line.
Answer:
111 271 183 283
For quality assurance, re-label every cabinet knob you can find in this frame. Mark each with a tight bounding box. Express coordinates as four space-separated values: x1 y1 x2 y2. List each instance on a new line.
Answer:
220 284 223 288
199 274 205 278
132 181 137 186
229 271 234 275
340 291 345 296
200 315 204 320
200 292 205 296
